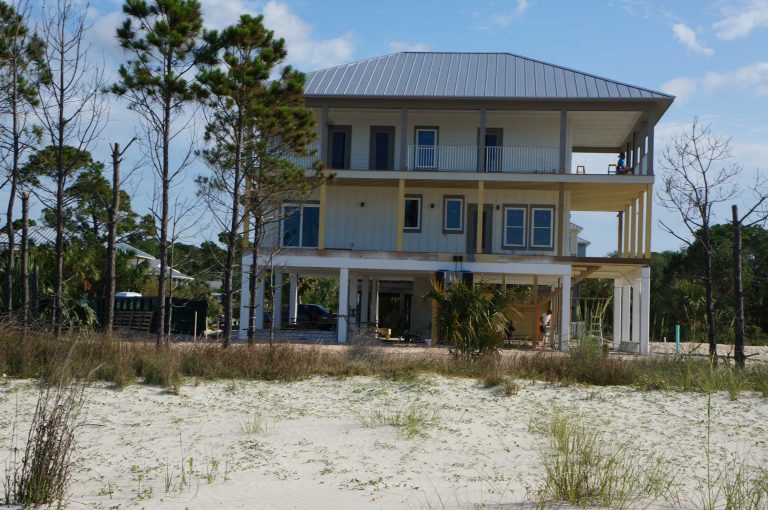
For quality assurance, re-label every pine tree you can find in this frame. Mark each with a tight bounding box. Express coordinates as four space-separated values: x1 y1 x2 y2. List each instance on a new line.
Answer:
112 0 206 347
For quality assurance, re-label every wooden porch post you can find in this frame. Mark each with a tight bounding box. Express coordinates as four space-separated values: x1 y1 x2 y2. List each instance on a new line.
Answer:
637 192 645 258
318 182 327 249
617 211 623 256
623 204 630 256
645 183 653 257
399 108 408 170
476 180 485 255
478 109 486 172
320 106 329 166
396 179 405 251
630 198 637 257
647 110 655 176
559 110 568 174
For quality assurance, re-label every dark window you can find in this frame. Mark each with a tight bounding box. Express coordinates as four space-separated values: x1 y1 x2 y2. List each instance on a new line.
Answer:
404 197 421 231
282 204 320 247
330 131 346 169
282 205 300 247
531 208 553 248
375 132 389 169
444 197 463 231
302 206 320 248
504 207 526 247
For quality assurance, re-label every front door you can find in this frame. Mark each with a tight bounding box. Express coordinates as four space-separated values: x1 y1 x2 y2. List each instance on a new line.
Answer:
370 126 395 170
481 128 503 172
466 204 493 254
415 128 437 169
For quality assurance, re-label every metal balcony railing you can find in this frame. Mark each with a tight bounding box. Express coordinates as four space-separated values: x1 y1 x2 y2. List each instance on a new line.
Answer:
406 145 560 173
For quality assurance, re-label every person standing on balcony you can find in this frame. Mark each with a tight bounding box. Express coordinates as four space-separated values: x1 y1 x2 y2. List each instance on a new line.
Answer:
616 153 627 175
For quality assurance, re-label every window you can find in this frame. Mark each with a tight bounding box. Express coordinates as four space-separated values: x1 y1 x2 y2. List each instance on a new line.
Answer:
531 207 554 248
503 207 526 248
327 126 351 169
443 196 464 233
415 127 437 169
403 195 421 231
282 204 320 247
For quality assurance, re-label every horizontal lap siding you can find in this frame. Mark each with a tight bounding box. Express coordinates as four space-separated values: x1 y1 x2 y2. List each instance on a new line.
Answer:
325 186 398 250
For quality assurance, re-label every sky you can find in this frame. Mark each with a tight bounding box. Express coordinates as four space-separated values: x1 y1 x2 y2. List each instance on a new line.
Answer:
7 0 768 257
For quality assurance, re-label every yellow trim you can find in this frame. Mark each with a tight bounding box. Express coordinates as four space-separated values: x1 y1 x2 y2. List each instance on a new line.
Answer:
476 180 484 255
396 179 405 252
623 204 630 256
318 183 327 250
635 193 645 257
645 184 653 257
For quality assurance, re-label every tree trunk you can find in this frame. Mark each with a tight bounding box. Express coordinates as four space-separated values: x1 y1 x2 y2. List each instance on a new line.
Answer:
53 43 66 337
222 115 244 348
156 98 170 349
104 143 121 339
31 265 38 319
247 214 260 345
732 205 746 368
701 224 717 359
21 192 29 336
4 77 20 317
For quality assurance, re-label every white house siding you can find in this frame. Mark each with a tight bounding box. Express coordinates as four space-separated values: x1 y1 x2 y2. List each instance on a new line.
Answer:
323 185 565 256
319 109 565 171
324 185 399 250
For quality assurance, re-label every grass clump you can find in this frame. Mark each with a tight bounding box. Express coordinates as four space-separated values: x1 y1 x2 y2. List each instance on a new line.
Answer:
535 412 676 509
355 406 438 439
239 412 273 435
482 373 519 396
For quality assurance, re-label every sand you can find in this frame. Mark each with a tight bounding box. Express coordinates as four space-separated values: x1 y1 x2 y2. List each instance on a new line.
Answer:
1 374 767 509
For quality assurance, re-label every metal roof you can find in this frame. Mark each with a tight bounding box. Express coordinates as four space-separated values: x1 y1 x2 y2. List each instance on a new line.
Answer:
305 52 673 101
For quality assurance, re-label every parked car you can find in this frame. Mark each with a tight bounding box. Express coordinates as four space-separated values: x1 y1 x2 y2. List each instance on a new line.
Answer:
262 304 337 331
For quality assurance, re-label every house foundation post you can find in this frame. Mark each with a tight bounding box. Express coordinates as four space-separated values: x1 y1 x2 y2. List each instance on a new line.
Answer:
348 273 358 335
621 284 631 345
338 268 349 343
288 273 299 324
360 278 370 327
613 280 622 349
371 279 379 326
632 279 641 343
560 272 571 352
640 267 651 355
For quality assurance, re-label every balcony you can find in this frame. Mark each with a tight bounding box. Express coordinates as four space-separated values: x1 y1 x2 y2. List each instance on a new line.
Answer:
406 145 559 173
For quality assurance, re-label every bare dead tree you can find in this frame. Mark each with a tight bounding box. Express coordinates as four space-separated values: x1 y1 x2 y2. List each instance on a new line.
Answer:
103 138 136 338
729 178 768 368
35 0 107 335
20 189 28 334
657 118 740 359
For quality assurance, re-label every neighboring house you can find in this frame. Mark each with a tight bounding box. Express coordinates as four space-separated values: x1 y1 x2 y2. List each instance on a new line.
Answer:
117 243 193 283
239 52 672 354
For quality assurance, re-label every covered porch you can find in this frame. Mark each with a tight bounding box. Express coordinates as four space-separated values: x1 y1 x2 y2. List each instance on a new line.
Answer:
239 250 651 354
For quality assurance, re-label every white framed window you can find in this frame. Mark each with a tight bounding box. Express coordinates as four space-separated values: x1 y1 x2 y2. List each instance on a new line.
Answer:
503 206 526 248
282 204 320 248
403 195 422 231
443 196 464 233
531 207 554 249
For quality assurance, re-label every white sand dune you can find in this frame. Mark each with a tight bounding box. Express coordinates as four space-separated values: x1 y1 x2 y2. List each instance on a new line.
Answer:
2 375 767 509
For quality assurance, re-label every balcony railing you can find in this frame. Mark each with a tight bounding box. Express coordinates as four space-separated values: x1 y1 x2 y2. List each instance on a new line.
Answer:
283 141 321 170
406 145 559 173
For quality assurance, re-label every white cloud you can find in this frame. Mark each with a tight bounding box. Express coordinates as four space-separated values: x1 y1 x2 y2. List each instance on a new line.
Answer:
672 23 713 56
713 0 768 39
702 61 768 95
660 61 768 103
388 40 429 52
517 0 530 13
660 77 697 102
262 1 353 69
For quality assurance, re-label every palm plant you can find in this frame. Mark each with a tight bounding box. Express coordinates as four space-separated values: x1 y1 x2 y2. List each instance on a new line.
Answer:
426 280 520 360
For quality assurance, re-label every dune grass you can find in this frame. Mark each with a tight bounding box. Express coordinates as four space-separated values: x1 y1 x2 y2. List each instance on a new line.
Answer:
0 327 767 396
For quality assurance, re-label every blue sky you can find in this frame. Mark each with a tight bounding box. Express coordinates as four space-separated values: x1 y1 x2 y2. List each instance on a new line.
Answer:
9 0 768 257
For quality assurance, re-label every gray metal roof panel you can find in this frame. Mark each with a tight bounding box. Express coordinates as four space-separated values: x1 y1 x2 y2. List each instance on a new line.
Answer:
304 52 673 101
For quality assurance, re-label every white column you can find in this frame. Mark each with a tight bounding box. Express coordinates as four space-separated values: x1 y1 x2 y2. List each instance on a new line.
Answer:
348 274 358 334
255 278 265 330
288 273 299 324
640 267 651 355
338 268 349 343
360 278 370 325
560 274 571 352
621 284 631 344
371 279 380 326
631 280 641 343
239 261 251 340
612 280 622 349
272 272 283 329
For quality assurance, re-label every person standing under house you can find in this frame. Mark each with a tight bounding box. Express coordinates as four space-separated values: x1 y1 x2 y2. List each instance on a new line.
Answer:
538 308 553 350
